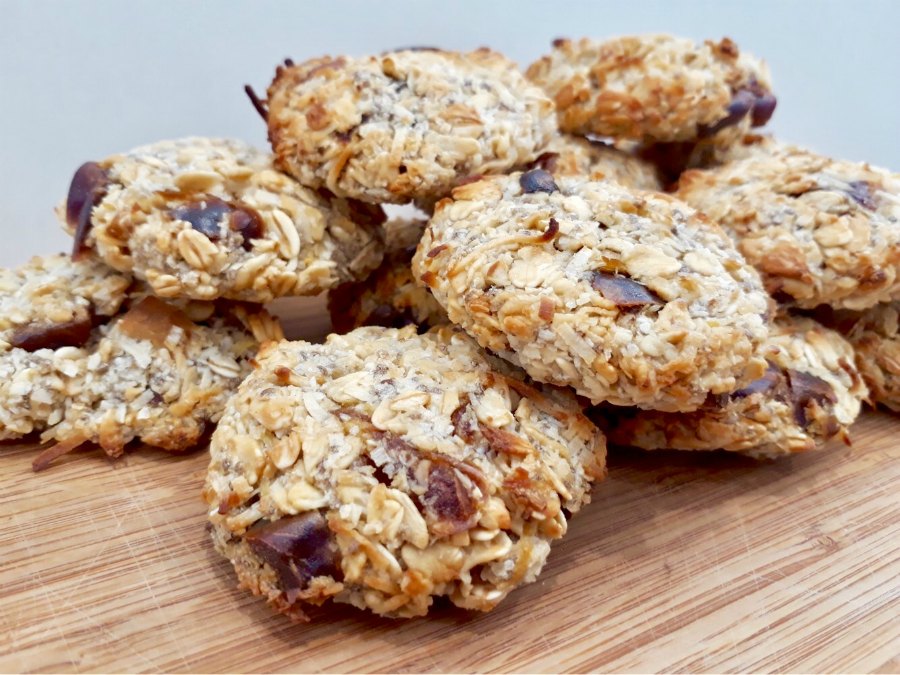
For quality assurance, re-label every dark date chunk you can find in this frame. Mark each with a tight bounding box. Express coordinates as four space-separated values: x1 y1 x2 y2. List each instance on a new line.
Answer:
10 317 93 352
730 362 782 400
519 169 558 194
66 161 111 259
750 93 777 127
450 402 476 444
245 511 342 603
422 462 477 537
170 196 264 250
699 90 755 138
536 217 559 242
230 208 265 248
591 271 662 308
170 197 231 239
787 369 837 428
66 162 108 227
847 180 878 211
746 78 777 127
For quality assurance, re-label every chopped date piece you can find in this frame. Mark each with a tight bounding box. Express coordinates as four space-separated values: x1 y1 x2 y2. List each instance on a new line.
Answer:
787 369 837 428
67 161 111 258
171 196 232 239
536 217 559 242
750 92 777 127
230 207 265 249
422 461 477 537
745 77 777 127
450 403 476 443
591 271 663 308
698 90 754 137
245 511 342 603
170 196 264 250
730 362 782 399
10 316 93 352
519 169 559 194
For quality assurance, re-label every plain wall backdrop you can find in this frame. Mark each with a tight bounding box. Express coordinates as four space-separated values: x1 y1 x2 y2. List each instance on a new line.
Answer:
1 0 898 267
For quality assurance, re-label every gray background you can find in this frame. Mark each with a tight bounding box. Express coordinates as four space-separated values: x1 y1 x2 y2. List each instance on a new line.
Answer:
1 0 898 267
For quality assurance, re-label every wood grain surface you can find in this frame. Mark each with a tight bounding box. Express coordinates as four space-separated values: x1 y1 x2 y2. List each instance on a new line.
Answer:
2 297 898 674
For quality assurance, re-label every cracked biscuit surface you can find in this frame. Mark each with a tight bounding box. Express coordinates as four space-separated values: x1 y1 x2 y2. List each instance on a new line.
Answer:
526 35 775 146
61 137 385 302
265 48 557 204
0 254 282 469
595 315 866 457
328 218 446 332
204 325 607 620
677 141 900 310
413 170 770 412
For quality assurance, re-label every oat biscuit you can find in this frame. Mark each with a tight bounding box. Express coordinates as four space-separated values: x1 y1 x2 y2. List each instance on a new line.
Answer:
35 295 282 470
530 135 661 191
263 48 556 204
328 218 446 332
0 254 283 468
817 303 900 412
677 141 900 310
413 170 771 411
526 35 775 147
204 325 607 620
61 137 385 302
595 315 866 457
0 255 132 440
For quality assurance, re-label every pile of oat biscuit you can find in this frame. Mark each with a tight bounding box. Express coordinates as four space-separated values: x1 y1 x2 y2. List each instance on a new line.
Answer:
2 35 897 621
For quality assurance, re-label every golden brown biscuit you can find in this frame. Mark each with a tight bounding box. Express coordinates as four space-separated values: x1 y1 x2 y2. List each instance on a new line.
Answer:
0 254 282 470
595 315 867 457
264 49 556 204
526 35 774 144
413 170 771 411
61 137 385 302
677 141 900 310
205 326 607 620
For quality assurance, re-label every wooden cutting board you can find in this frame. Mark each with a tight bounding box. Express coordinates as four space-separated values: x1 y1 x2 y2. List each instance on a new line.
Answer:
2 298 898 673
